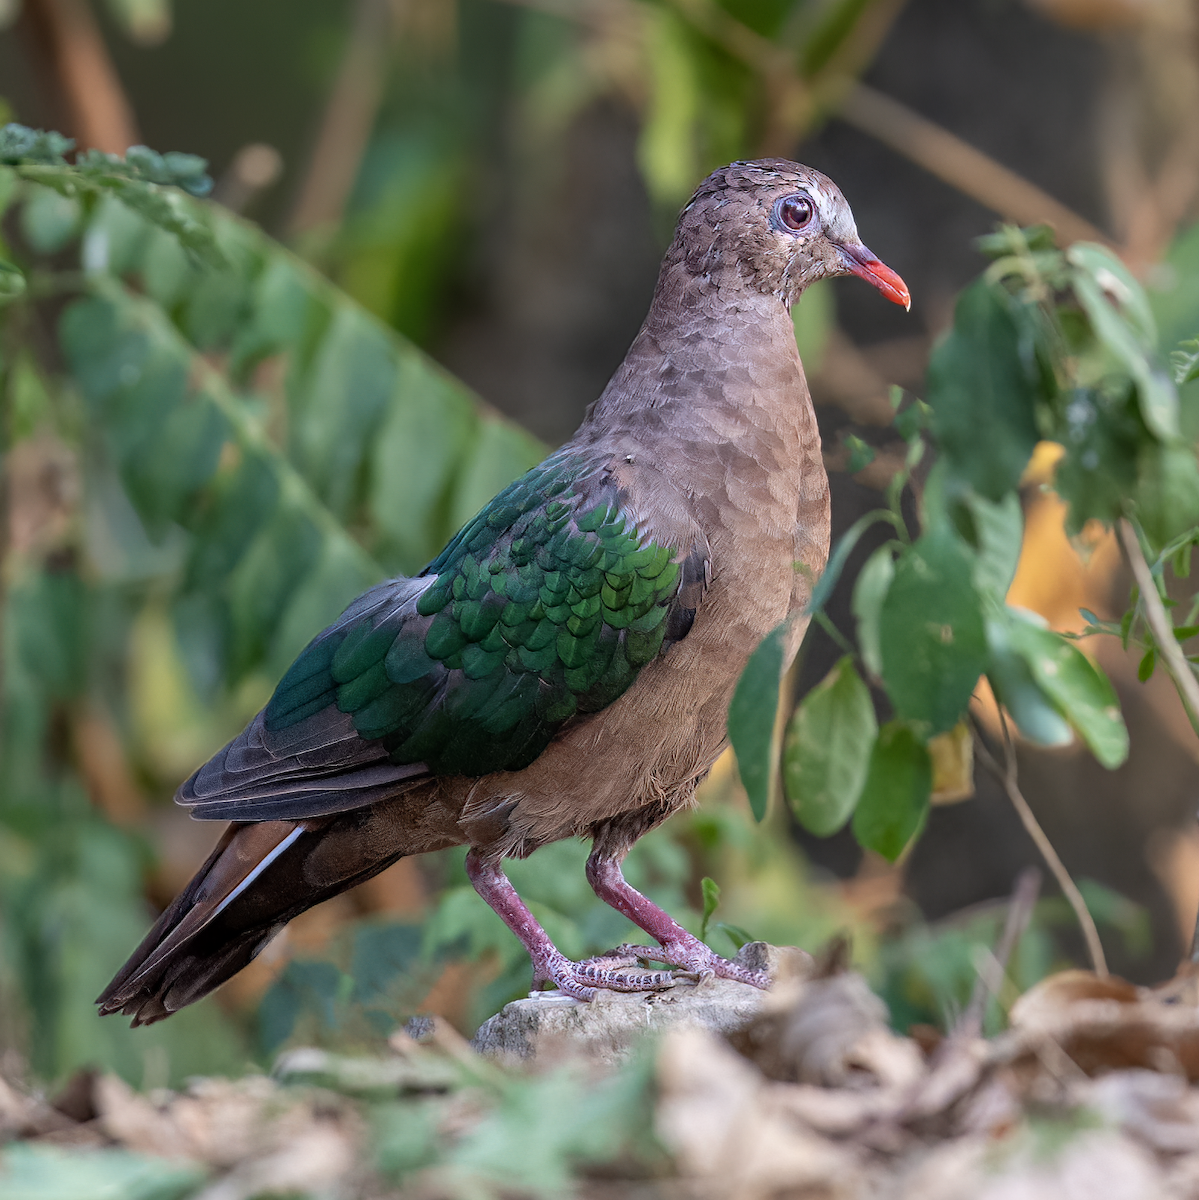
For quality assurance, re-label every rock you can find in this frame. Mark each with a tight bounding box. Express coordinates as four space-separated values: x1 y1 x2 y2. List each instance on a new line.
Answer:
470 942 811 1067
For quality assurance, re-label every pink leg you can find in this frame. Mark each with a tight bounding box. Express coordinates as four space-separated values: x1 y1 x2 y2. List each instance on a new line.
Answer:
584 852 770 990
465 850 685 1000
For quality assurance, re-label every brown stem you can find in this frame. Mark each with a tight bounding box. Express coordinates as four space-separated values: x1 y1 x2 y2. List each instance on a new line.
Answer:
971 710 1108 977
18 0 140 153
957 866 1040 1038
288 0 397 234
838 83 1111 248
1118 518 1199 733
1116 520 1199 962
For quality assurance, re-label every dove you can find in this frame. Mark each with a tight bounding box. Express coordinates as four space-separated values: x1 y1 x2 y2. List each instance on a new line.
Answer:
98 159 909 1024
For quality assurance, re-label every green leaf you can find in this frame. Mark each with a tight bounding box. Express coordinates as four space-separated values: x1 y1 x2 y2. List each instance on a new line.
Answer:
1171 337 1199 387
1004 610 1129 768
1138 648 1156 682
851 543 894 678
1069 253 1179 442
928 280 1041 501
369 364 476 570
0 1145 205 1200
0 123 75 164
448 415 545 533
879 530 988 734
962 490 1023 598
986 616 1072 747
807 509 904 616
1051 386 1142 535
700 876 720 940
76 183 546 581
783 656 877 836
20 183 82 254
61 284 381 683
895 399 927 442
1067 243 1158 348
976 223 1058 259
729 621 788 822
714 922 754 951
851 721 931 861
0 163 17 216
844 432 875 473
0 257 26 300
1134 442 1199 551
289 304 399 518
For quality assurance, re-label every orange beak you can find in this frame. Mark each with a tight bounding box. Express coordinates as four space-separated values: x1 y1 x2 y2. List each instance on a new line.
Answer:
839 242 911 310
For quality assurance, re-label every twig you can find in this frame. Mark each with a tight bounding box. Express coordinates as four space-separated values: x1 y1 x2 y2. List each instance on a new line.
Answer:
971 711 1108 978
1117 520 1199 962
289 0 397 233
18 0 140 153
957 866 1041 1039
1118 519 1199 732
838 83 1111 249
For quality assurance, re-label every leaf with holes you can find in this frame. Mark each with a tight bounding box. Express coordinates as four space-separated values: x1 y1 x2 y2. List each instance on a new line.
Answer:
1004 610 1128 768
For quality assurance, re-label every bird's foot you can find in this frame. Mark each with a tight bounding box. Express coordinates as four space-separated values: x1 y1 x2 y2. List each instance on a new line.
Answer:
533 948 684 1001
585 939 770 990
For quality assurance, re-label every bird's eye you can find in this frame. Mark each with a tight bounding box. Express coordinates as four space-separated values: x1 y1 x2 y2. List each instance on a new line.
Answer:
775 194 814 233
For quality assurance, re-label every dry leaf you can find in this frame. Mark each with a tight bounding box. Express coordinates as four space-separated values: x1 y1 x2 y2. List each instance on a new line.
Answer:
656 1026 866 1199
929 721 974 804
732 972 923 1089
1005 969 1199 1079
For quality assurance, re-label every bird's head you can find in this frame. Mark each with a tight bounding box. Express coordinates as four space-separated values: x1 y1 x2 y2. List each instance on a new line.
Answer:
674 159 910 311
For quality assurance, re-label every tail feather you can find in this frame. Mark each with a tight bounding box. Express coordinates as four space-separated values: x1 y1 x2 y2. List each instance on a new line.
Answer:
97 809 419 1026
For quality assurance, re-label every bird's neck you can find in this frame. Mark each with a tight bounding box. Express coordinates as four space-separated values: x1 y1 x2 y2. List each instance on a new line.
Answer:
577 259 816 463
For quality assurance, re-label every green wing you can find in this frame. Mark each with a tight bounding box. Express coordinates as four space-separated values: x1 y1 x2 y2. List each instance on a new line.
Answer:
261 450 705 779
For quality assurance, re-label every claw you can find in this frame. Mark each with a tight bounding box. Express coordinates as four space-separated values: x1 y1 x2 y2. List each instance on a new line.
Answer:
615 939 771 990
536 948 682 1000
568 942 769 994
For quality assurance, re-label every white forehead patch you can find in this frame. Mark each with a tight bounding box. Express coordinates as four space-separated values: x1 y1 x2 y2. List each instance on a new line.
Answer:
805 175 858 243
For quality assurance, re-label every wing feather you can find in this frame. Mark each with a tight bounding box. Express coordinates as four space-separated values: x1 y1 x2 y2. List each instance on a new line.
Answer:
177 451 710 822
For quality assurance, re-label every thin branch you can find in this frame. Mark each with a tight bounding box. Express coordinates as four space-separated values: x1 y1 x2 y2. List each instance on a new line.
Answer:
838 83 1111 248
971 710 1108 978
289 0 398 234
1118 518 1199 732
957 866 1041 1039
1117 520 1199 963
18 0 140 153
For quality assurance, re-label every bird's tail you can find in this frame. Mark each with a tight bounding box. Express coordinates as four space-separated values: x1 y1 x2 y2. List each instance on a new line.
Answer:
96 806 426 1026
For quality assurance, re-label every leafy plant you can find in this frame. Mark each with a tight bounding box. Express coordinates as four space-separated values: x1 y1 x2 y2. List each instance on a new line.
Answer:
733 222 1199 868
0 126 543 1082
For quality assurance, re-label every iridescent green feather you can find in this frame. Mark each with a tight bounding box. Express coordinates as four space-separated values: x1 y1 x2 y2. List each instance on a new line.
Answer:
264 451 695 777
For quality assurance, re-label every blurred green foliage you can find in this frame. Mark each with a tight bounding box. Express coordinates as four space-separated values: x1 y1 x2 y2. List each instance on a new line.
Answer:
0 127 547 1084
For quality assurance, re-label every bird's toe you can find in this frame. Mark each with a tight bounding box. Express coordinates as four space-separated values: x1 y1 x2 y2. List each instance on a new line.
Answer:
537 948 683 998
